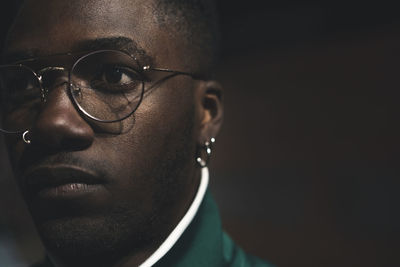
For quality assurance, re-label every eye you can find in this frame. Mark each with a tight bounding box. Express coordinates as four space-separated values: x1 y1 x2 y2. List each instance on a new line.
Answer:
0 76 41 113
4 75 39 103
102 65 141 85
7 75 35 92
89 65 142 94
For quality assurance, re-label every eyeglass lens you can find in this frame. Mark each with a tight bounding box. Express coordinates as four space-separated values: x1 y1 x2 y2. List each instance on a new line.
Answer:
0 50 145 133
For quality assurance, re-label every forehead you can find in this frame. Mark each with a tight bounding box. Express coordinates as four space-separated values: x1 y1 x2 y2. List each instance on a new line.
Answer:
5 0 187 68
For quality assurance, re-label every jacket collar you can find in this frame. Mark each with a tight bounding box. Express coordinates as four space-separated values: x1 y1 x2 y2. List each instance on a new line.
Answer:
154 189 223 267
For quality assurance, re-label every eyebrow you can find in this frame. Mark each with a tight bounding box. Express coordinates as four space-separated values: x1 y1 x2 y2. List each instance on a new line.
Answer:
3 36 155 67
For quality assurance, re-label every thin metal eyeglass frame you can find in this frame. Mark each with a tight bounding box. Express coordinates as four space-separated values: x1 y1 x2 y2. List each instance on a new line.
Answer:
0 49 197 134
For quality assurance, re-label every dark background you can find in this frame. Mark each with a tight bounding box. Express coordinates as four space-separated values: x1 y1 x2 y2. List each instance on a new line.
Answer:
1 1 399 266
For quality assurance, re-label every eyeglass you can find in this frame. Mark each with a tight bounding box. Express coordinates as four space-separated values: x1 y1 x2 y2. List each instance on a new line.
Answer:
0 49 197 134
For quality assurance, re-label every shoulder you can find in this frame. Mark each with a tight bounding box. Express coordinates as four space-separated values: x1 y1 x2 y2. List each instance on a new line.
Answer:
222 232 276 267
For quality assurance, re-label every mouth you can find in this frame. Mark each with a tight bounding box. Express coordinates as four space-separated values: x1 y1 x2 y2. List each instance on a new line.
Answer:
23 165 107 199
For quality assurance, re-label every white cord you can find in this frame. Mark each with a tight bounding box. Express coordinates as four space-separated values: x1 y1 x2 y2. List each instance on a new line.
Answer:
139 167 209 267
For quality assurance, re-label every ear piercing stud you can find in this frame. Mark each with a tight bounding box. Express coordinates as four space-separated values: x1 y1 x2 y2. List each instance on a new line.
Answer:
196 138 216 167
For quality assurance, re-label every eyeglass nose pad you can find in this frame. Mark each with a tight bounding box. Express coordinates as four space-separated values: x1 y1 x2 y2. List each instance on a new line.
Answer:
38 68 70 102
41 80 70 103
70 82 82 97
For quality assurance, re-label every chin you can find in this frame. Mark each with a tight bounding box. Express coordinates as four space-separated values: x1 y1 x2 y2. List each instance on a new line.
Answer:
35 212 157 266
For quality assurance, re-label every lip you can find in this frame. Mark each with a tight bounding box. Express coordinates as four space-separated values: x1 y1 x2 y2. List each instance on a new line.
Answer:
23 165 107 199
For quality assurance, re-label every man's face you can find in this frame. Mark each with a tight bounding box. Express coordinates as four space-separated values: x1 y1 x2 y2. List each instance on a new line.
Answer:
3 0 213 264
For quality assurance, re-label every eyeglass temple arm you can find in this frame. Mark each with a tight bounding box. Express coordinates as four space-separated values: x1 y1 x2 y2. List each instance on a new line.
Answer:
143 66 203 80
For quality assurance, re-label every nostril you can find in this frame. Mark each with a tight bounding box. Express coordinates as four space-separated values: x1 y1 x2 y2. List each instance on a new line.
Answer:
33 116 94 150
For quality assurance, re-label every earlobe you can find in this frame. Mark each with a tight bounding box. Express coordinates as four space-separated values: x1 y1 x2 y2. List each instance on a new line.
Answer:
196 80 223 144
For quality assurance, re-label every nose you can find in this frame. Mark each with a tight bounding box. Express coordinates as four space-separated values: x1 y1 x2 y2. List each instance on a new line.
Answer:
32 81 94 150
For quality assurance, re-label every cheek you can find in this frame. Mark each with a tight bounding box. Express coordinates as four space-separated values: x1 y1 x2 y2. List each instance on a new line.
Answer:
101 78 197 183
95 80 197 222
131 78 196 153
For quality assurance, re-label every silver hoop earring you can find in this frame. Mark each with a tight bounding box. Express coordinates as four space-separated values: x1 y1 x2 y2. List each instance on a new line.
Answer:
22 130 31 144
196 138 216 168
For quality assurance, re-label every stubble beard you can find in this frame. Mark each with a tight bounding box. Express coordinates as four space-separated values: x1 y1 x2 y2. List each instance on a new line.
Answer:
31 108 197 267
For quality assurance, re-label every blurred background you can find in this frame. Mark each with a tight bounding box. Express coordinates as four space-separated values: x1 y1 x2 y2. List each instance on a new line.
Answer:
1 0 399 266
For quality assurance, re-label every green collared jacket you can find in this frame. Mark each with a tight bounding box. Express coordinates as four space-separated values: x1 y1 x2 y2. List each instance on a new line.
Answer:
155 190 275 267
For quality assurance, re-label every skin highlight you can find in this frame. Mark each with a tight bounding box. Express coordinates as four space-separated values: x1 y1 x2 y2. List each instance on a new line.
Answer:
3 0 223 266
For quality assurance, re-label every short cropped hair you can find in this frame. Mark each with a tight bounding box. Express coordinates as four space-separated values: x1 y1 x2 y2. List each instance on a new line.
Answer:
1 0 221 77
155 0 220 77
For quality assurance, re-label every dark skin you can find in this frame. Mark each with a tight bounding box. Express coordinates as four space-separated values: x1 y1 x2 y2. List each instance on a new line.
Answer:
3 0 223 266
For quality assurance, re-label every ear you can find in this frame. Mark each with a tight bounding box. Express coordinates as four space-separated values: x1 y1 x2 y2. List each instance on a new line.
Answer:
195 80 223 144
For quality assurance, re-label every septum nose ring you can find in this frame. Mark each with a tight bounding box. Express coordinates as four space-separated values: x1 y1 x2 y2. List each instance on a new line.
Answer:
22 130 31 144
